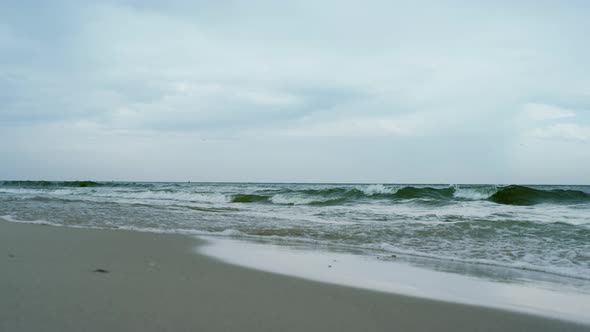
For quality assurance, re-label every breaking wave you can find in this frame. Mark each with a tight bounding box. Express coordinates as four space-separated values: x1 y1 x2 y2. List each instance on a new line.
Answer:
1 182 589 206
230 185 590 206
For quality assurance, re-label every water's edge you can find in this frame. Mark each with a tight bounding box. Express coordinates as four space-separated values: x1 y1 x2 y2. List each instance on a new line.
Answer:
199 236 590 325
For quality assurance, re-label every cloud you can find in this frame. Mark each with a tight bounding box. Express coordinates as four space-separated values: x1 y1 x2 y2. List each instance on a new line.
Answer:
523 103 576 121
1 0 590 182
281 116 413 137
528 123 590 142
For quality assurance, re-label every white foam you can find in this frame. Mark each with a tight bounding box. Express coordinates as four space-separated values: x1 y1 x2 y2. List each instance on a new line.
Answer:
453 187 493 200
218 228 243 236
372 241 590 281
0 215 61 226
0 188 48 195
0 215 247 239
360 184 394 195
90 190 230 204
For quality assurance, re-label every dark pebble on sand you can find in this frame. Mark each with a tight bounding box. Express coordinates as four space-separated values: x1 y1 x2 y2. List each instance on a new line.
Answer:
93 269 110 273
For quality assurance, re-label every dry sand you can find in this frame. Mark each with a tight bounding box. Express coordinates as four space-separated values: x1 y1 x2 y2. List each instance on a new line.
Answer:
1 221 587 332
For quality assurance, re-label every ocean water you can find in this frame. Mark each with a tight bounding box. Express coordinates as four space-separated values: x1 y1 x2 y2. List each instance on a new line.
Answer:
1 181 589 285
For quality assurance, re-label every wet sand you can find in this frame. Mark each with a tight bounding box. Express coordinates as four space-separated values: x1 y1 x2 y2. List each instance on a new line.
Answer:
1 221 587 332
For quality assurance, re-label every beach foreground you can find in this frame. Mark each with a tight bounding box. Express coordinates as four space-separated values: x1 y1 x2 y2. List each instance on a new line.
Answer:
1 221 587 332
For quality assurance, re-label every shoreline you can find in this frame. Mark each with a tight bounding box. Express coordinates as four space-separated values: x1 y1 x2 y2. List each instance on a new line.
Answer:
199 237 590 324
1 220 588 331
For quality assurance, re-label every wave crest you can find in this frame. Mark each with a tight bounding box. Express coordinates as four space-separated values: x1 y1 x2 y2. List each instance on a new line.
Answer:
2 181 589 207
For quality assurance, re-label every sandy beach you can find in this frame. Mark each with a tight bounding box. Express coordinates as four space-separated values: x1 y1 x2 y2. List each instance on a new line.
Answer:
1 220 587 332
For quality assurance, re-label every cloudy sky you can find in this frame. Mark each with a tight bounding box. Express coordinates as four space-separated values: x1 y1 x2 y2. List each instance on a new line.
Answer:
1 0 589 183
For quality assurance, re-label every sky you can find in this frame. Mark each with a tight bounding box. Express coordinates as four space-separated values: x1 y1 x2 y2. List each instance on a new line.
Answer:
1 0 589 184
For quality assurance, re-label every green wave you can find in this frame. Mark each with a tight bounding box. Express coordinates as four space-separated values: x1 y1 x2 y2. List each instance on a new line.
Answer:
301 188 365 197
489 185 590 206
0 180 101 188
391 186 455 199
230 194 270 203
0 181 156 188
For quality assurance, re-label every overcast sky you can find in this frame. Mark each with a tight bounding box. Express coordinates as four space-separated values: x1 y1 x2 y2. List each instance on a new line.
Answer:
1 0 589 183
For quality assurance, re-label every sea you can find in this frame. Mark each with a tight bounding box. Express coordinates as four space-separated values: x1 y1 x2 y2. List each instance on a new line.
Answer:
1 181 589 289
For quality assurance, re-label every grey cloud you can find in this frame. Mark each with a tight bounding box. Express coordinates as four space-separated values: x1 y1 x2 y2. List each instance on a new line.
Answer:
1 0 589 182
